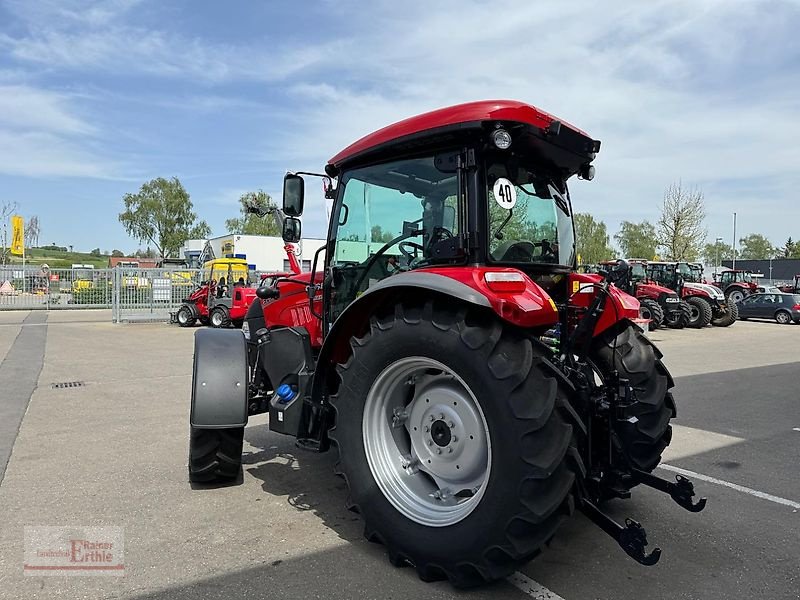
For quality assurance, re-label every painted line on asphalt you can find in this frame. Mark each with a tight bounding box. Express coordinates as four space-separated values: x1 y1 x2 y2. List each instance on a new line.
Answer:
660 464 800 510
508 571 565 600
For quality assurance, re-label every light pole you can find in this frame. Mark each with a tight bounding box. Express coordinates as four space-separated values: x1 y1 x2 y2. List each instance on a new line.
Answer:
732 212 737 270
715 237 723 277
769 256 773 284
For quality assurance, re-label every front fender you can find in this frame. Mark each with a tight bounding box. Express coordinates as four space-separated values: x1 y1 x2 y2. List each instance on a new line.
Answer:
190 328 248 428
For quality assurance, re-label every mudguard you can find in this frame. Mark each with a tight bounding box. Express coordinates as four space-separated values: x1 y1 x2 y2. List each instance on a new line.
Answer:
190 328 248 428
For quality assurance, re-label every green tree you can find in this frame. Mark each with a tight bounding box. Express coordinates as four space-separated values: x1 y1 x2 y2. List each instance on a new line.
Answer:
225 190 281 236
738 233 775 260
780 237 797 259
574 212 614 265
90 247 101 257
614 220 658 260
371 225 395 243
702 240 733 266
119 177 210 258
111 249 125 257
656 181 706 260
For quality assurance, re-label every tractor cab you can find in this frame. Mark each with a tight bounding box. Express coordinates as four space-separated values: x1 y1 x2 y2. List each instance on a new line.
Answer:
717 269 754 287
713 269 758 302
202 257 252 298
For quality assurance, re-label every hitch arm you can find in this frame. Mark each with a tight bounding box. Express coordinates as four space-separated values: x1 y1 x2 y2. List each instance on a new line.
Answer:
631 468 707 513
580 499 661 566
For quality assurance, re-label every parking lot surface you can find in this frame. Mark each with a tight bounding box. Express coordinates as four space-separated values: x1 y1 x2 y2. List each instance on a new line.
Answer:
0 312 797 599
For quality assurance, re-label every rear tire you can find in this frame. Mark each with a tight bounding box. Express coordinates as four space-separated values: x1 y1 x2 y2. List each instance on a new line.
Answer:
685 296 712 328
176 305 196 327
591 323 675 473
663 301 689 329
209 306 231 328
331 299 582 587
711 301 738 327
639 299 664 330
188 427 244 482
775 310 792 325
727 288 745 303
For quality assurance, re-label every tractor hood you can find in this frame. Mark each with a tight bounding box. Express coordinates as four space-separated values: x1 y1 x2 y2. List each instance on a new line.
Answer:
685 282 724 300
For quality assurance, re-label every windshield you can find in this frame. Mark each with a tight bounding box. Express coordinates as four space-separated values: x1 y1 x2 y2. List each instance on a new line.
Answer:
630 263 646 280
485 159 574 266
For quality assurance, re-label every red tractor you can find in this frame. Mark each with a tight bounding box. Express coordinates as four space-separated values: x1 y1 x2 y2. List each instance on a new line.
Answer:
600 259 689 329
175 257 258 328
779 275 800 294
647 261 737 328
188 100 704 586
712 269 757 303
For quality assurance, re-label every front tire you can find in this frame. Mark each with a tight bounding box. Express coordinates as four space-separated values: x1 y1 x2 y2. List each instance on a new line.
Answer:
685 296 712 328
331 300 582 587
591 323 675 473
176 305 196 327
639 299 664 330
188 427 244 482
711 301 738 327
209 306 231 328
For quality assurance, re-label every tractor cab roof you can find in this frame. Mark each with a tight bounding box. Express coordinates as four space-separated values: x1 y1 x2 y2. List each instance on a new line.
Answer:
203 257 249 269
326 100 600 178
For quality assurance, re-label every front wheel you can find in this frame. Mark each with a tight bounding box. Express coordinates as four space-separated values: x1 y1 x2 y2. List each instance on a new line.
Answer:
685 296 712 328
209 306 231 328
188 427 244 482
711 301 738 327
639 298 664 330
331 300 582 587
176 305 196 327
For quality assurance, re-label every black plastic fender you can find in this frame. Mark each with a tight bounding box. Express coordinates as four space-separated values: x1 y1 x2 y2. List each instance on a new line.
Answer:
190 328 248 428
310 271 491 403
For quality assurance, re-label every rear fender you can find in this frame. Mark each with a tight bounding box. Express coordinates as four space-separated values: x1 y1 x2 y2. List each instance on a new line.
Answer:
190 328 248 428
569 273 640 336
310 268 559 402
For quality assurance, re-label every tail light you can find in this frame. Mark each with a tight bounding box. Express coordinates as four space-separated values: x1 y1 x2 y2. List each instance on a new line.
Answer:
484 271 527 293
793 304 800 311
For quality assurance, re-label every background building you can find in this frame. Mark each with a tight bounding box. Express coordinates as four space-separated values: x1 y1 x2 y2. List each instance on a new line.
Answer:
182 235 327 273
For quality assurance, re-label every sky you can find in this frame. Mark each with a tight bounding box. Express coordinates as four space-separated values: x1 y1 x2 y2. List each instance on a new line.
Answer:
1 0 799 254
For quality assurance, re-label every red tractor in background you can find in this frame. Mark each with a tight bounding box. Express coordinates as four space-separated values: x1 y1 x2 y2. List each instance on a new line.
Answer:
600 259 689 329
779 275 800 294
712 269 758 302
647 261 737 328
188 100 705 586
176 206 303 329
175 257 258 328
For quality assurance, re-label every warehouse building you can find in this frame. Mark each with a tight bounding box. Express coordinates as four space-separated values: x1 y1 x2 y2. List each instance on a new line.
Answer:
720 258 800 284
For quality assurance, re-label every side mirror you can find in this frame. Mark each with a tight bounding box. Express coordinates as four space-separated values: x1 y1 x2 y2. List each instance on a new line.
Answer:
282 217 302 243
283 174 305 217
256 286 280 300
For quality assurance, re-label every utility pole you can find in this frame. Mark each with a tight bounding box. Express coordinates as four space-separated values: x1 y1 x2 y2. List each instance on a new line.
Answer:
715 237 723 277
732 212 737 270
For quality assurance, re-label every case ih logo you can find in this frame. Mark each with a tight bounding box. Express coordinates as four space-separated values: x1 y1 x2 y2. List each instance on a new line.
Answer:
24 526 124 576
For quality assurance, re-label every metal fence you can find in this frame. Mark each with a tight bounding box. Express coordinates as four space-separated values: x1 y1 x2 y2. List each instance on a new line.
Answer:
0 266 203 321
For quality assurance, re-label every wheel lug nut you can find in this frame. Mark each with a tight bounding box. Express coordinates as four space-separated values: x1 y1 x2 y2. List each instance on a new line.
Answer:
448 421 454 428
435 448 442 455
439 413 444 420
448 448 453 453
429 415 435 422
424 425 430 432
451 435 458 442
427 440 433 446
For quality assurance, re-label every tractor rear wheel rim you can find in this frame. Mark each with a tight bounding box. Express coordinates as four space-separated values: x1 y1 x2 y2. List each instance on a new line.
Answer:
362 356 491 527
689 305 700 321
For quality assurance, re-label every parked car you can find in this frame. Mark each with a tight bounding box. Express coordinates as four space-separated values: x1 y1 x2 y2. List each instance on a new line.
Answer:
736 292 800 324
755 285 782 294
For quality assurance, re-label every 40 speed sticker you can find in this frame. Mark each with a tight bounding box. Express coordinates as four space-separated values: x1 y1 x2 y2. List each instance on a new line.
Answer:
492 177 517 209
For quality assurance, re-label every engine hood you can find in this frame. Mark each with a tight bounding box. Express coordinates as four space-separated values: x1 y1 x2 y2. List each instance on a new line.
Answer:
685 282 725 300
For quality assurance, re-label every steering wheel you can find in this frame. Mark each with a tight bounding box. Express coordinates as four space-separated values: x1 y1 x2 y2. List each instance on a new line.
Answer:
501 241 536 261
399 241 425 266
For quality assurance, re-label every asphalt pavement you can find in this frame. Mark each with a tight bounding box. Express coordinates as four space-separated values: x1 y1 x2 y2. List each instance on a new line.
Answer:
0 312 797 600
